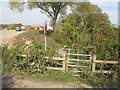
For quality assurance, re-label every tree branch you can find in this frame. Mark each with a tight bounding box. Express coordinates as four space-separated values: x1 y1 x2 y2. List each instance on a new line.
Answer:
56 3 67 16
36 4 53 18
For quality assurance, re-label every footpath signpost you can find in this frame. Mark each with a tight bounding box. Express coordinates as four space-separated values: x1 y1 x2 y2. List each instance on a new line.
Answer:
44 21 47 51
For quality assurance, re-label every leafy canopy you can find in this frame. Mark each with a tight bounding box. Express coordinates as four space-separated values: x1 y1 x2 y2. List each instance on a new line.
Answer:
59 2 118 60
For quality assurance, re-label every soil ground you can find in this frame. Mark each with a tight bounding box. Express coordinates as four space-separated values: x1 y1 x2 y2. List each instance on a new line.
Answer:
2 73 93 88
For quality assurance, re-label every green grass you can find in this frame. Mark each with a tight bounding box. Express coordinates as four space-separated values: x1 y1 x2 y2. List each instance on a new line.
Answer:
38 70 77 83
14 70 79 83
13 30 63 51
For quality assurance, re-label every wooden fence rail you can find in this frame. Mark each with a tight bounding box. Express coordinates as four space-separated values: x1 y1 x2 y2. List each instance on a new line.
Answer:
44 57 66 72
92 55 118 73
19 54 118 74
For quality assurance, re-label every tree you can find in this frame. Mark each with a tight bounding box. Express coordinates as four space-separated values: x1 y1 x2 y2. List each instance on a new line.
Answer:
9 0 72 31
0 24 9 29
60 2 118 60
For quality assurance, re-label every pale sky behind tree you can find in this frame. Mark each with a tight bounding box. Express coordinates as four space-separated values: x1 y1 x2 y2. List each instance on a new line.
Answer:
0 0 118 26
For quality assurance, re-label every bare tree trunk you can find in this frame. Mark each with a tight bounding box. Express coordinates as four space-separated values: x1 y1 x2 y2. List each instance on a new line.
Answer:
52 15 57 31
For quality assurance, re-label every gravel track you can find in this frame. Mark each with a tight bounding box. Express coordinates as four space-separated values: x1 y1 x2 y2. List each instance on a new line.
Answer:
2 73 93 88
0 30 26 45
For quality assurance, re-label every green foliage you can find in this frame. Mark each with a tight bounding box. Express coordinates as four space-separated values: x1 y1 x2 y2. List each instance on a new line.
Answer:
2 44 55 73
0 24 8 29
13 47 47 74
2 44 20 72
0 24 21 30
59 2 118 60
8 24 19 30
9 0 25 12
48 30 64 45
77 71 118 87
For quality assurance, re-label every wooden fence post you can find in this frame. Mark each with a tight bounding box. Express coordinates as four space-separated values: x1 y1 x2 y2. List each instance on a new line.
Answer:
92 55 96 72
62 53 66 72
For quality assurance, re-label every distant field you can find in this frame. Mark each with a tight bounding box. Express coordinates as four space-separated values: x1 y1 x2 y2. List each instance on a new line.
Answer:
0 30 26 45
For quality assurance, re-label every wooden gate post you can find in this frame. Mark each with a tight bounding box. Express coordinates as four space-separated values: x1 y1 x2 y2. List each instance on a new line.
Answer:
92 55 96 72
62 53 67 72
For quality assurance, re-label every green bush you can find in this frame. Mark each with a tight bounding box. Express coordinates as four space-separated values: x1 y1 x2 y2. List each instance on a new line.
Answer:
2 44 20 72
78 71 118 87
13 47 46 74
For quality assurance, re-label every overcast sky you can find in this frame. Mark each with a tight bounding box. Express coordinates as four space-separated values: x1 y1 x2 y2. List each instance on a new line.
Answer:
0 0 118 26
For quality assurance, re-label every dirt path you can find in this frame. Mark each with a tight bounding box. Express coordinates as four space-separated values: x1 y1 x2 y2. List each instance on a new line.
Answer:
2 73 93 88
0 30 26 45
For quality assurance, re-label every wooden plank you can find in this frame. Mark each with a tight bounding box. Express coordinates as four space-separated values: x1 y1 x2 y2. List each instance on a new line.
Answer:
72 75 80 77
44 57 65 61
93 70 116 74
71 70 83 73
53 57 65 61
93 60 118 64
18 54 27 57
47 67 63 71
